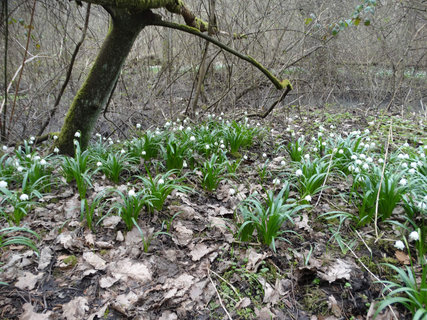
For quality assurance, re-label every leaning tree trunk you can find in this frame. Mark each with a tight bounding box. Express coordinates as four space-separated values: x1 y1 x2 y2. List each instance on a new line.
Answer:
56 8 152 155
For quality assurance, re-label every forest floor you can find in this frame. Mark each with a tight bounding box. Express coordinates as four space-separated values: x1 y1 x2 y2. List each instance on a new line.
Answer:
0 104 426 320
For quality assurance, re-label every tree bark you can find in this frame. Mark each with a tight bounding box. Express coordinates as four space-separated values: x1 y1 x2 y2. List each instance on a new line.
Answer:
57 9 153 155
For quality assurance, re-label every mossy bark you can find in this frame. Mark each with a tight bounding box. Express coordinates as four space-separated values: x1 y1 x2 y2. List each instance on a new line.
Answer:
57 9 154 155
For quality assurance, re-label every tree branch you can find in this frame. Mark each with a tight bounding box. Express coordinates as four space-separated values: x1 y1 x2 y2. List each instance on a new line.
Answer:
149 18 292 91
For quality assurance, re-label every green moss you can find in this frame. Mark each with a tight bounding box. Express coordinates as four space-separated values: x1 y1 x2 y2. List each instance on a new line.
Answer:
63 255 78 267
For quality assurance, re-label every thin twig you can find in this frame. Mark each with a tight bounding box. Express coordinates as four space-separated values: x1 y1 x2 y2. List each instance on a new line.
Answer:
374 119 393 240
207 267 233 320
209 269 241 301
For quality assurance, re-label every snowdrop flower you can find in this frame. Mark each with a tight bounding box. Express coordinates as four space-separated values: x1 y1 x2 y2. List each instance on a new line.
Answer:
366 137 371 142
286 127 291 132
354 167 360 173
26 154 31 159
183 160 188 168
355 159 362 165
364 129 370 134
394 240 405 250
333 148 338 153
116 140 121 143
368 121 375 126
401 162 408 168
214 142 218 146
319 126 324 132
33 155 41 161
2 145 7 151
262 153 267 158
295 169 303 177
297 147 302 152
280 160 286 166
397 154 404 159
418 201 426 210
158 178 165 185
360 142 365 147
165 122 171 128
348 165 355 172
329 125 335 129
351 155 357 160
243 155 248 160
120 149 125 154
378 158 384 164
141 151 146 156
408 168 416 175
370 142 375 149
273 178 280 185
28 140 33 145
313 147 318 152
40 159 47 166
96 161 102 167
30 136 35 141
304 154 310 160
17 166 23 172
322 142 326 146
399 178 407 186
359 154 366 160
362 163 369 170
291 132 296 137
329 133 334 138
136 123 141 129
74 132 81 138
311 137 316 141
338 149 344 154
186 127 191 132
220 144 225 149
128 189 136 197
304 195 312 202
410 162 417 168
409 231 419 242
0 180 7 188
19 194 29 201
195 111 199 116
403 142 409 148
178 125 184 131
318 132 323 137
218 117 222 121
366 157 373 163
189 136 196 142
205 144 210 150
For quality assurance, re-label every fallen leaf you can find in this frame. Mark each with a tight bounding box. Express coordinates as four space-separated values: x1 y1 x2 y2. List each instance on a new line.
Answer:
83 252 107 270
102 215 122 229
159 311 178 320
20 303 53 320
189 243 216 261
109 258 152 283
38 247 53 270
246 247 268 272
173 222 193 245
395 250 411 265
15 272 43 290
328 295 342 317
62 296 89 320
317 259 355 283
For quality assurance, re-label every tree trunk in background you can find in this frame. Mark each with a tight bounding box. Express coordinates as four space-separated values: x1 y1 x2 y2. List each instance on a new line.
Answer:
56 8 153 155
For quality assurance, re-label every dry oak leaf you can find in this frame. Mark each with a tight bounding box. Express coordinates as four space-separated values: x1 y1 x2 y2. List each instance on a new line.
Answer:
19 303 53 320
83 251 107 270
15 272 43 290
62 296 89 320
109 258 152 283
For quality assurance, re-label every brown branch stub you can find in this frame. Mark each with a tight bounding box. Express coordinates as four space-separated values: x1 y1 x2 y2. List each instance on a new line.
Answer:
165 0 209 32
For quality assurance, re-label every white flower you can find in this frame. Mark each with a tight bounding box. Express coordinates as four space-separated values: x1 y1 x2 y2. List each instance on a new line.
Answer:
205 144 210 150
378 158 384 164
354 167 360 173
28 140 33 145
304 154 310 160
355 159 362 165
74 132 81 138
408 168 416 175
370 142 376 149
178 125 184 131
330 133 334 138
33 156 41 161
120 149 125 154
403 142 409 148
402 162 408 168
338 149 344 154
0 180 7 188
418 201 426 210
364 129 370 134
394 240 405 250
243 155 248 160
366 157 373 163
348 165 355 172
280 160 286 166
30 136 35 141
17 166 23 172
96 133 101 138
297 147 302 152
40 159 47 166
399 178 407 186
368 121 374 126
136 123 141 129
2 145 7 151
141 151 146 156
360 142 365 147
322 142 326 146
291 132 296 137
330 125 335 129
273 178 280 185
304 195 312 202
313 147 318 152
165 122 171 127
359 154 366 160
410 162 417 168
186 127 191 131
26 154 31 159
54 147 59 153
183 160 188 168
128 189 136 197
190 136 196 142
19 194 29 201
333 148 338 153
318 132 323 137
397 154 404 159
351 155 357 160
362 163 369 170
409 231 419 242
158 178 165 185
220 144 225 149
295 169 303 177
96 161 102 167
262 153 267 158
